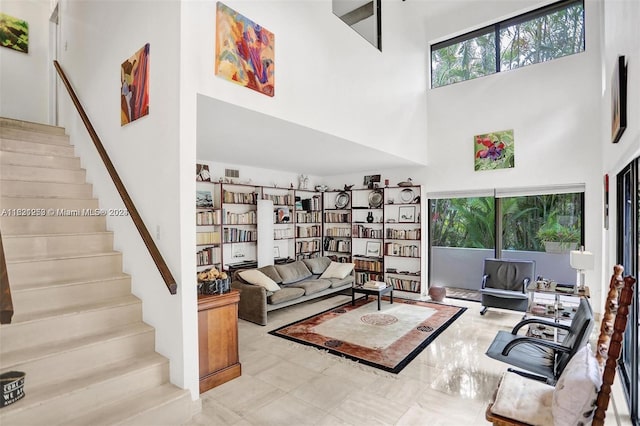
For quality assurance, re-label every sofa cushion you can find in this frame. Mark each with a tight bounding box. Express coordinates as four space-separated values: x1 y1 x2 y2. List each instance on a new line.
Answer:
275 261 312 284
320 261 355 279
238 269 281 292
303 257 331 274
258 265 283 284
288 279 332 295
552 344 601 425
268 287 305 305
326 276 355 288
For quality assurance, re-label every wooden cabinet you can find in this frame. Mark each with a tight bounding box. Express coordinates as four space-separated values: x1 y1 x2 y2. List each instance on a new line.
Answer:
198 290 241 393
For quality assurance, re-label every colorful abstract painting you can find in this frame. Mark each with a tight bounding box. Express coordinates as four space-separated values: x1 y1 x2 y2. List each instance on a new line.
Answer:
474 129 515 171
215 2 275 97
0 13 28 53
121 43 150 126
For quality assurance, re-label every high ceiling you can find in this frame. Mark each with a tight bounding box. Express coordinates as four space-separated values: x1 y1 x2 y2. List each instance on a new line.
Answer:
196 95 422 177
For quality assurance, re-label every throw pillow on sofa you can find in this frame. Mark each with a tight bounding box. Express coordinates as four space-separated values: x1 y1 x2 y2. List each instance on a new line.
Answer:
320 261 355 280
303 257 331 274
275 261 313 284
238 269 281 292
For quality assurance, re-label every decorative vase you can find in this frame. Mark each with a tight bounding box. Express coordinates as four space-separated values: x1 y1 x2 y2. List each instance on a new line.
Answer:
428 286 446 302
366 212 374 223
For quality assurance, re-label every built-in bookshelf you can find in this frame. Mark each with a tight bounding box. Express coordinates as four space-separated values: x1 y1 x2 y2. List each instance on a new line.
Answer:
262 187 295 261
196 182 222 271
349 189 384 285
221 183 259 269
295 190 323 260
383 186 422 293
322 190 352 263
194 170 423 292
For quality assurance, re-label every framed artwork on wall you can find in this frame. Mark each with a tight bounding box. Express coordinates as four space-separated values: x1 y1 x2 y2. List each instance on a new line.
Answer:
474 129 515 171
611 55 627 144
215 2 275 97
398 206 416 223
365 241 381 257
121 43 150 126
0 13 29 53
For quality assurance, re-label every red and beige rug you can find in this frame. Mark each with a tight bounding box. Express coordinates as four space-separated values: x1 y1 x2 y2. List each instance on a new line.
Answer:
269 296 466 373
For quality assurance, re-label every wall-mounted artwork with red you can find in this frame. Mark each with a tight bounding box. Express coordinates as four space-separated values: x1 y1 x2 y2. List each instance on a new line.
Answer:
121 43 150 126
215 2 275 97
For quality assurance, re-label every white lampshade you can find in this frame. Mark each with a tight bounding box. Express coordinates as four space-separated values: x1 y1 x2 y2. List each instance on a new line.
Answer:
570 250 594 271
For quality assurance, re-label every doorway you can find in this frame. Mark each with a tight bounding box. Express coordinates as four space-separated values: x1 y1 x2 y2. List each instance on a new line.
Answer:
617 158 639 424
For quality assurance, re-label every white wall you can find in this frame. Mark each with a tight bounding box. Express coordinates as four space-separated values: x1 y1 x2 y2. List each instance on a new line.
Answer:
56 0 198 397
422 0 605 312
180 0 429 165
601 0 640 281
0 0 50 123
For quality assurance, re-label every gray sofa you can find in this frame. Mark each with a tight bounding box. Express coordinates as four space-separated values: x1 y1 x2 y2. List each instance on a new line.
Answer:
231 257 354 325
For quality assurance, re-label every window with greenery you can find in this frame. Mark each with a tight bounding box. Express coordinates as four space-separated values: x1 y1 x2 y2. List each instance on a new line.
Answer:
431 0 584 88
431 197 495 249
501 193 582 252
429 192 583 253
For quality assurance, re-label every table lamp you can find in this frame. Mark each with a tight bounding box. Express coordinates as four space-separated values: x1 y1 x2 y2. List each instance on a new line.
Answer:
570 246 594 294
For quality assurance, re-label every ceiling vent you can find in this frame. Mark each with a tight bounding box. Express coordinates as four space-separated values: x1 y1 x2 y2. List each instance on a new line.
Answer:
225 168 239 178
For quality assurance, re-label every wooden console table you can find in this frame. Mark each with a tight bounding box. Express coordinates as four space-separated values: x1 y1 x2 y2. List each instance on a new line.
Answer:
198 290 241 393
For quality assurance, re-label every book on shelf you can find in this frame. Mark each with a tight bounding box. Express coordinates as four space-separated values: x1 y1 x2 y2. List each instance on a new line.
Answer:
196 231 221 245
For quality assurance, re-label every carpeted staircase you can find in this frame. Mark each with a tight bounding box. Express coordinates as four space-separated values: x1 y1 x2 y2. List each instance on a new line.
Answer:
0 117 192 425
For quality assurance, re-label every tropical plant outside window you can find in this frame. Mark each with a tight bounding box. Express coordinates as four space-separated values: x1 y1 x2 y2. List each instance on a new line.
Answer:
430 193 582 252
431 197 495 249
431 0 584 88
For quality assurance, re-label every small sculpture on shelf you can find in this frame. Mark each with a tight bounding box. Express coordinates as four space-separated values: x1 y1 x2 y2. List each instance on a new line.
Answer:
343 184 354 191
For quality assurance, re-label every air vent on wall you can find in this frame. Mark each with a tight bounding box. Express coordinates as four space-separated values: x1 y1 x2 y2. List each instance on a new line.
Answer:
225 169 239 179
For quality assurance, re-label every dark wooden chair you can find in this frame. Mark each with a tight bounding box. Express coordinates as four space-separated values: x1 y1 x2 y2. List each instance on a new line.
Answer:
485 265 635 426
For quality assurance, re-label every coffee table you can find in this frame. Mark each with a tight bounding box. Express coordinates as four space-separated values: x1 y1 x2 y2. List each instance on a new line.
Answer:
352 284 393 310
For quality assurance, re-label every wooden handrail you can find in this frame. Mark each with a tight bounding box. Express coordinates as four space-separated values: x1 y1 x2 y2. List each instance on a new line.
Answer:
53 60 177 295
0 228 14 324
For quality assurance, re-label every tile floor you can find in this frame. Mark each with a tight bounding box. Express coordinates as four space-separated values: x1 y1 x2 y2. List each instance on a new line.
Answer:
187 292 632 426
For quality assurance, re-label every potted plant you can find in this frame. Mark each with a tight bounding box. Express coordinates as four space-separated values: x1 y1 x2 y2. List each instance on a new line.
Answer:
536 216 580 253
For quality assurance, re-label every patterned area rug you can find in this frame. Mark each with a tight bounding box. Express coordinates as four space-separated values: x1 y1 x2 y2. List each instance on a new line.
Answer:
269 296 466 373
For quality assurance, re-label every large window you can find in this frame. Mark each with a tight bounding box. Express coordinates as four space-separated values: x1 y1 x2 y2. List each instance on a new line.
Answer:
429 189 584 291
431 0 585 88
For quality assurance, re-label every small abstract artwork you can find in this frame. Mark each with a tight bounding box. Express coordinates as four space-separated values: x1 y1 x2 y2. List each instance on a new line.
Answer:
474 129 515 171
215 2 275 97
121 43 150 126
0 13 29 53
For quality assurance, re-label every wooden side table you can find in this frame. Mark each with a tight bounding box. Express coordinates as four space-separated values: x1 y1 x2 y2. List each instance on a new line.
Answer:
198 290 241 393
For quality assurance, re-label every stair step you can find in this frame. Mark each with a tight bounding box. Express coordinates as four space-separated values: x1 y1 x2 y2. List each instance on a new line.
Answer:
2 232 114 261
0 164 86 184
1 196 99 210
0 294 141 353
6 252 122 287
12 275 131 318
0 353 170 426
1 213 106 235
69 384 192 426
0 127 70 145
0 150 81 169
0 321 155 389
1 137 75 157
0 117 66 135
0 180 94 198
